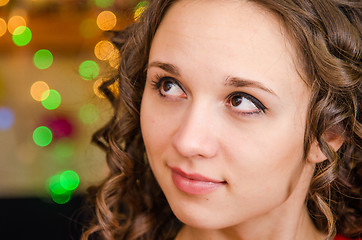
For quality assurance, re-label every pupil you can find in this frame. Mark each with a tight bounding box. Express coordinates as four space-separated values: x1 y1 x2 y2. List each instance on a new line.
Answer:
231 96 242 106
163 81 173 92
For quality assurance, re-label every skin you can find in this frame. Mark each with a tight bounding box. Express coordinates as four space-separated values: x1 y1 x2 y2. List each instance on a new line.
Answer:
140 0 327 239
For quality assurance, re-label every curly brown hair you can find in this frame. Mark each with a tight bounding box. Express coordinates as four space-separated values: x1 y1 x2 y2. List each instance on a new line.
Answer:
81 0 361 239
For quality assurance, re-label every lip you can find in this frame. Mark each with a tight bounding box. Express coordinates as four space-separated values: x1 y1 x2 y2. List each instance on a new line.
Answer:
170 167 226 195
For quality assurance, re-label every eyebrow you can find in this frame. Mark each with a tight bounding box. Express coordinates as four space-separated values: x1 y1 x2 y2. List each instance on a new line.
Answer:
147 61 277 97
147 61 181 76
225 76 278 97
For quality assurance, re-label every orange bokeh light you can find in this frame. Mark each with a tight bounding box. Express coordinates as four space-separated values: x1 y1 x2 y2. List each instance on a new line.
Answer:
96 11 117 31
108 48 120 68
0 0 10 7
0 18 6 37
8 15 26 34
94 40 115 61
30 81 50 102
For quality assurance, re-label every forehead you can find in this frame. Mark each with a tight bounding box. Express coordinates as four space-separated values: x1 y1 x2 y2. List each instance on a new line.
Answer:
149 0 301 86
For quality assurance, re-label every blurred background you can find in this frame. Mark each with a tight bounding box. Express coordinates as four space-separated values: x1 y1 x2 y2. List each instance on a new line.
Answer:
0 0 146 238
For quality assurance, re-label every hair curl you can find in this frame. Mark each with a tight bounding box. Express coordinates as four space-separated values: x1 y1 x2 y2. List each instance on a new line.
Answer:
81 1 361 239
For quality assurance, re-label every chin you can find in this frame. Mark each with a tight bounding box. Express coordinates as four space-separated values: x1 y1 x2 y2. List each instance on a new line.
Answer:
170 205 238 230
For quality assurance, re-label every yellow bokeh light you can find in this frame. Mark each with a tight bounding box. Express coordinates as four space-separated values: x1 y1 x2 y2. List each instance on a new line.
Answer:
110 79 119 98
93 78 106 99
108 48 120 68
0 0 10 7
30 81 50 101
0 18 6 37
134 1 149 21
93 78 119 99
94 40 115 61
8 16 26 34
96 11 117 31
134 7 147 21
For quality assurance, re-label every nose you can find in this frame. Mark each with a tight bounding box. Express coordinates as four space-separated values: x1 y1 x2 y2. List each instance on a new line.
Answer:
171 103 219 159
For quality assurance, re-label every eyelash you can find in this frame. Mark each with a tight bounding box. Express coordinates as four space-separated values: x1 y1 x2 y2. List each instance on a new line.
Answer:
150 74 267 115
150 74 186 98
225 92 267 115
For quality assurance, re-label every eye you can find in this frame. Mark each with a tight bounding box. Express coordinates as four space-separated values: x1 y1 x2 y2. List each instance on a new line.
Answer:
151 76 186 99
226 93 266 115
160 79 184 96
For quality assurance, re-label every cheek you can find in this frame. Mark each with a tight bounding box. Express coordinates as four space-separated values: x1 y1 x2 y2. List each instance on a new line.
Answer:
140 92 176 160
141 101 161 154
223 115 306 195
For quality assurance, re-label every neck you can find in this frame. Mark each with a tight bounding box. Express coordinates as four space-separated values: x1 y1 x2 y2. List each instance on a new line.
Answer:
175 163 327 240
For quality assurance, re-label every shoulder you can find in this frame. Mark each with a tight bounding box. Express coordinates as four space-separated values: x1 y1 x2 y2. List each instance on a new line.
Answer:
334 235 362 240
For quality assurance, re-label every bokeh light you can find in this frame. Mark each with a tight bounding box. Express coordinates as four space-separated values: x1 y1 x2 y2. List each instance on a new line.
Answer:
60 170 80 191
52 139 75 163
45 116 73 139
134 1 149 21
93 78 119 99
79 18 99 38
79 104 99 124
49 174 66 195
0 107 14 130
108 48 120 68
33 126 53 147
48 170 80 204
30 81 49 101
94 40 114 61
0 0 10 7
8 15 26 34
96 11 116 31
51 191 71 204
33 49 53 70
0 18 7 37
110 79 119 97
93 78 106 98
94 0 114 8
136 0 149 8
48 174 71 204
41 89 61 110
79 60 99 80
12 26 32 46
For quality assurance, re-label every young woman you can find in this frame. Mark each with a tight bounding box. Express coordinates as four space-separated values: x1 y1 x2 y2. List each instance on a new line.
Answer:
81 0 361 239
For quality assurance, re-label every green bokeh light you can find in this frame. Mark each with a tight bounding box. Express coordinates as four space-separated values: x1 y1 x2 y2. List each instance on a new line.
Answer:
41 89 61 110
79 60 100 80
134 1 149 20
52 140 75 162
51 191 71 204
48 171 79 204
136 1 149 8
33 49 53 69
33 126 53 147
60 170 80 191
12 26 32 46
94 0 114 8
79 104 99 124
49 174 67 195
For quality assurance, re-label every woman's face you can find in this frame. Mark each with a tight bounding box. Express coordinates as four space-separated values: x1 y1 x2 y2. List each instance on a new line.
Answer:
141 0 313 230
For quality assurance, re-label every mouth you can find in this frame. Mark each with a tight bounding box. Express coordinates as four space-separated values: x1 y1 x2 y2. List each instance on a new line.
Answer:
170 167 227 195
